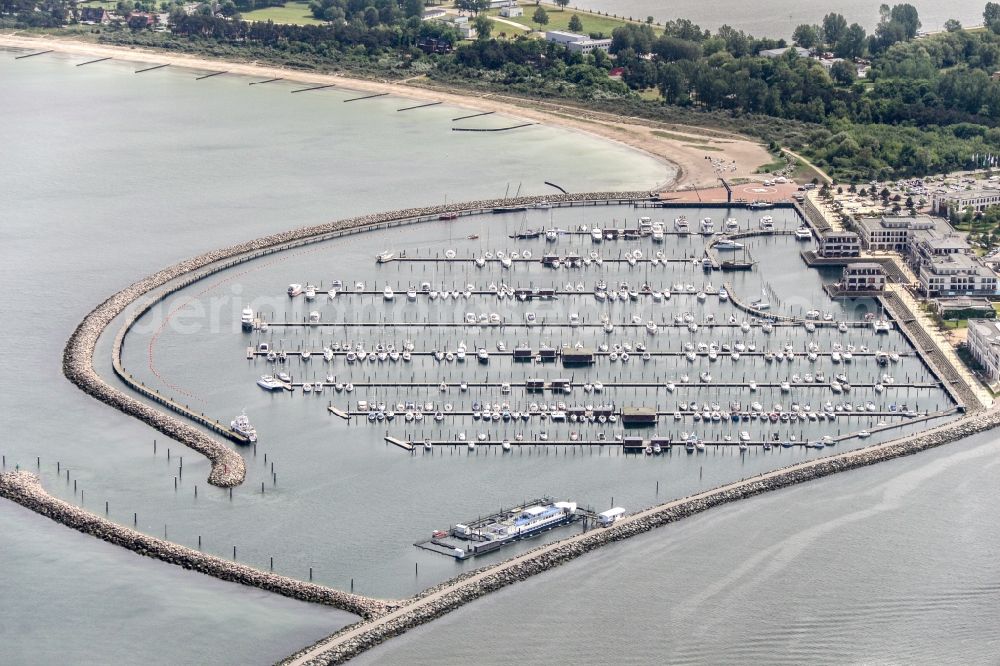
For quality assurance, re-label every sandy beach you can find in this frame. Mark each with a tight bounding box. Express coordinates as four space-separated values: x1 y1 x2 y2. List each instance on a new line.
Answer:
0 32 773 189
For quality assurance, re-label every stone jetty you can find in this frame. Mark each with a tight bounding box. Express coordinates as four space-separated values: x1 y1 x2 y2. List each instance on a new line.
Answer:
280 405 1000 665
0 471 393 619
64 191 653 487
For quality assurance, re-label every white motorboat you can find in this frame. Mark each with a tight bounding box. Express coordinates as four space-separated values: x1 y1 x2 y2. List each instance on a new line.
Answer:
376 250 394 263
674 216 690 234
256 375 285 391
714 238 744 251
231 411 257 443
795 227 812 240
699 217 715 235
287 283 303 297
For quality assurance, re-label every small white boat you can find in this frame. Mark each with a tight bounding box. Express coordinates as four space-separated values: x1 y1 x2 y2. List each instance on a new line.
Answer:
231 411 257 443
287 283 303 297
795 227 812 240
376 250 394 263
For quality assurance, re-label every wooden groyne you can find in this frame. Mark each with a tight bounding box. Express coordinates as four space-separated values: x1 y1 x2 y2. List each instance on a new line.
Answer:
291 83 335 93
249 77 283 85
281 404 1000 665
134 63 168 74
195 71 227 81
76 57 111 67
344 92 389 102
452 123 534 132
452 110 495 121
0 471 392 620
65 191 653 488
14 49 52 59
397 101 442 112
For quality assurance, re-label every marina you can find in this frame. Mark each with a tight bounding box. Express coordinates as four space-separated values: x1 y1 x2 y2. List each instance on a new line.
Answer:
187 202 960 460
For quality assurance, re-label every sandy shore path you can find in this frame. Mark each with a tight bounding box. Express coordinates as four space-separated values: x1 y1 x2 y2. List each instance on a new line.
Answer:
0 33 772 189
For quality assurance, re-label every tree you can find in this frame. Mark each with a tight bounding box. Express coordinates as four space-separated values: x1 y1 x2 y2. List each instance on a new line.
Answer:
473 13 491 39
792 23 821 49
834 23 866 58
568 14 582 32
821 12 848 45
944 18 962 32
889 3 921 38
402 0 424 19
553 0 568 9
986 2 1000 26
532 5 548 30
830 59 856 85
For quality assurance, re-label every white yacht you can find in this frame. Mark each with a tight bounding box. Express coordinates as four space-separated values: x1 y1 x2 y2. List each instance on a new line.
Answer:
591 227 603 242
651 223 665 243
304 284 316 300
383 285 395 301
700 217 715 235
287 283 303 297
376 250 394 263
759 216 774 231
241 306 254 331
674 216 690 234
795 226 812 240
714 238 744 251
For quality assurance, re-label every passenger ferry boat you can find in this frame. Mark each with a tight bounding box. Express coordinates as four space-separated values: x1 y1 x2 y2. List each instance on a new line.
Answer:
230 411 257 443
445 501 578 558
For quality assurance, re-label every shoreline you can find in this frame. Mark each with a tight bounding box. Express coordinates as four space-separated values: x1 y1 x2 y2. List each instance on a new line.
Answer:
0 32 773 190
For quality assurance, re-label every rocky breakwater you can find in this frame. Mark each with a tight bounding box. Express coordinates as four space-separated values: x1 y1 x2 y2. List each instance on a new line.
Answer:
282 407 1000 665
0 470 394 619
65 191 652 488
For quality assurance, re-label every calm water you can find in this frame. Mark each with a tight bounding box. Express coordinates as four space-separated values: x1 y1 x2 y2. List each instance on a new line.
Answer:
568 0 984 36
0 49 664 663
0 44 988 665
358 429 1000 665
109 202 951 600
0 500 353 665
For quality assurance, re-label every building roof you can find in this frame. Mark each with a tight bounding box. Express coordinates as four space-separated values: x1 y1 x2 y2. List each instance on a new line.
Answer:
926 252 997 277
845 262 884 271
820 230 858 239
938 187 1000 202
760 46 810 58
936 296 994 312
970 319 1000 343
857 214 947 234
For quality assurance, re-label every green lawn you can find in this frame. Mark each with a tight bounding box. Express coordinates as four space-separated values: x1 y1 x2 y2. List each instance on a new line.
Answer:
77 0 118 8
489 4 655 38
242 2 326 25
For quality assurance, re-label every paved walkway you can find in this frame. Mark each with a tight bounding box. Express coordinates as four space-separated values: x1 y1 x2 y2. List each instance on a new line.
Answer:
805 190 843 231
885 282 993 408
